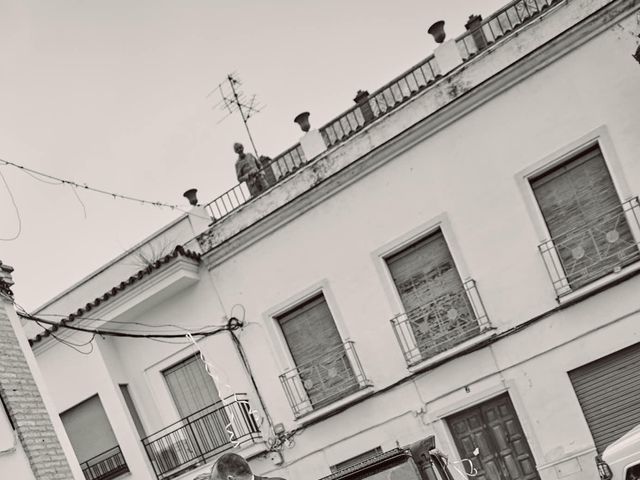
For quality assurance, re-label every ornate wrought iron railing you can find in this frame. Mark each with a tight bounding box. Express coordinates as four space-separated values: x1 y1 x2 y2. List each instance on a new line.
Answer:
320 56 440 149
141 394 261 480
279 341 369 418
204 144 306 221
390 279 490 366
538 197 640 297
456 0 561 60
80 445 129 480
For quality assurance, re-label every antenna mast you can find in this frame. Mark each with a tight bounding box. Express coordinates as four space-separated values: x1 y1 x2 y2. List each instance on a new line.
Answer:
209 72 263 157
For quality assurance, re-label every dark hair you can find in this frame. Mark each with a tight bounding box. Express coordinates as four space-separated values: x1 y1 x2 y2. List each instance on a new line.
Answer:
214 453 252 479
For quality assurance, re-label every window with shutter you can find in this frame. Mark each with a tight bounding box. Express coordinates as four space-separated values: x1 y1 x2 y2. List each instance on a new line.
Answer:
386 230 478 359
60 395 119 464
531 146 639 289
162 354 230 459
278 295 358 409
163 354 222 418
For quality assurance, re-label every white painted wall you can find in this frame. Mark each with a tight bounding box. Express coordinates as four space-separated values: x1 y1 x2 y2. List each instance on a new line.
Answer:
202 8 640 480
26 4 640 480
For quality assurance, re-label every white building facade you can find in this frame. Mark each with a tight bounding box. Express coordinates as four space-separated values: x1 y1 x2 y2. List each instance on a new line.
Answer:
22 1 640 480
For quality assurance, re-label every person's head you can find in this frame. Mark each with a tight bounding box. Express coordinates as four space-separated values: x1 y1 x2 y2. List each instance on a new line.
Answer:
233 143 244 154
210 453 253 480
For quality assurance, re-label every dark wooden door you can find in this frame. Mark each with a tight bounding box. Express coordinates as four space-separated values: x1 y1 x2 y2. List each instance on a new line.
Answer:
448 394 539 480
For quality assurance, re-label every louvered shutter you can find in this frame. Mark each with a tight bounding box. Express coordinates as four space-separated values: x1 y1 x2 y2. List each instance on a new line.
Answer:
163 354 221 418
386 231 476 358
531 146 638 288
569 342 640 453
60 395 119 463
279 295 357 407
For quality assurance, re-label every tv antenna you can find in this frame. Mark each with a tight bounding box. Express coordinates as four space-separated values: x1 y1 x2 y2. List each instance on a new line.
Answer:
208 72 263 157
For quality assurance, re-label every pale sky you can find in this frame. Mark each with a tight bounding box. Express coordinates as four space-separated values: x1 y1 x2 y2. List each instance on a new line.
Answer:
0 0 506 310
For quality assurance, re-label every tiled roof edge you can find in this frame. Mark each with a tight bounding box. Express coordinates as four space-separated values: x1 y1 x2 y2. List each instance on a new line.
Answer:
28 245 201 346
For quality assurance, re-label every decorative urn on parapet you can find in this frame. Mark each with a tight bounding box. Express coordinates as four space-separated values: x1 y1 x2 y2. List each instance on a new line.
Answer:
428 20 446 43
294 112 311 133
183 188 198 206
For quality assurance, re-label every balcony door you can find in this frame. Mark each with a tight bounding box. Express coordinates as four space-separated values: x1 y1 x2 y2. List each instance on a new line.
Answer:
60 394 129 480
162 355 229 468
278 294 358 409
164 354 221 418
531 145 639 289
387 230 477 360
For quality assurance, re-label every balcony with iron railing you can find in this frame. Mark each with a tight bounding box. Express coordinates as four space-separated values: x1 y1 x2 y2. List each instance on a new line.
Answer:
279 341 370 418
391 279 491 366
204 144 306 221
80 446 129 480
141 394 262 480
319 56 441 149
539 197 640 297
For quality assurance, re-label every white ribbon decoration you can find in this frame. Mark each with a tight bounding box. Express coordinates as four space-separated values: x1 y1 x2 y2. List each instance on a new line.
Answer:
450 458 479 478
185 333 262 448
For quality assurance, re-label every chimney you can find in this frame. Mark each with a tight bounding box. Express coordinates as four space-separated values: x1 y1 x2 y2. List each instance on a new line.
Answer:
0 261 14 297
0 261 84 480
465 14 488 53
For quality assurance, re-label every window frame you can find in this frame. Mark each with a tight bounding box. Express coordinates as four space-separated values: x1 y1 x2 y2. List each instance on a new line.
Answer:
265 282 366 416
372 215 482 364
372 214 471 321
144 342 216 427
264 281 351 374
161 352 223 419
516 126 637 297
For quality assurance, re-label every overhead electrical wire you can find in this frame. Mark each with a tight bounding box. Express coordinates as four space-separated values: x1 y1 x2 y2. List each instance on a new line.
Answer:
22 312 235 339
0 169 22 242
0 157 214 225
35 313 216 333
0 157 188 210
1 295 233 341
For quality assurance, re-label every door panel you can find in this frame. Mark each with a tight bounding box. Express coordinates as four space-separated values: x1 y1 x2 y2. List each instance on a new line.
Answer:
447 394 540 480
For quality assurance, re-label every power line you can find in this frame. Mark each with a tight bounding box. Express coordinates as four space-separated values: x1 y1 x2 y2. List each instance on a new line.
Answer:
35 313 216 333
0 169 22 242
23 313 236 340
0 157 190 211
5 296 235 341
0 157 214 224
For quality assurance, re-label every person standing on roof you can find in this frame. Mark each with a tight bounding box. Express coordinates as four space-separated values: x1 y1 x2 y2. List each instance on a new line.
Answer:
234 142 268 198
